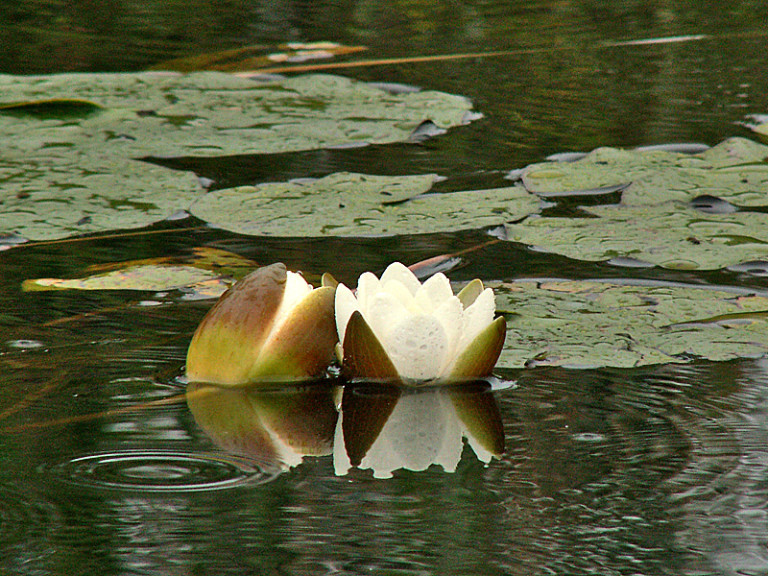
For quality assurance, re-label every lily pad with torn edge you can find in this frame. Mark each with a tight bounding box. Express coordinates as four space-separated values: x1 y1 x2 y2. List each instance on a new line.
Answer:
503 201 768 270
519 137 768 206
493 279 768 369
191 172 541 237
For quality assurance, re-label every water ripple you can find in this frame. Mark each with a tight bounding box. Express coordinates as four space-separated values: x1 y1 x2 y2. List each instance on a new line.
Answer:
44 450 278 492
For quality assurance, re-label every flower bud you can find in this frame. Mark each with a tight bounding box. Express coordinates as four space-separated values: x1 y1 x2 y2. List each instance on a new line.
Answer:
186 263 337 386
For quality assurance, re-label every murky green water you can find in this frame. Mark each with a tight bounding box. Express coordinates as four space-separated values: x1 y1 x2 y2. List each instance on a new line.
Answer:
2 1 768 574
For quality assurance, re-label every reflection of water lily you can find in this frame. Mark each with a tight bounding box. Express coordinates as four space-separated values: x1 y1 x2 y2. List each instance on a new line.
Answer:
335 262 506 383
186 263 337 386
334 383 504 479
186 382 338 473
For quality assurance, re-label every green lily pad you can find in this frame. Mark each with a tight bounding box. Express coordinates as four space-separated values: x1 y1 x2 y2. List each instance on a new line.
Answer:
21 247 256 296
23 264 223 293
520 137 768 206
191 172 540 237
504 201 768 270
0 72 478 241
0 72 476 157
494 280 768 369
0 152 203 241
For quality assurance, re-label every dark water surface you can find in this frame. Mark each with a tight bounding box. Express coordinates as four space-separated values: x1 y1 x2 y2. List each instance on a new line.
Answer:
2 1 768 574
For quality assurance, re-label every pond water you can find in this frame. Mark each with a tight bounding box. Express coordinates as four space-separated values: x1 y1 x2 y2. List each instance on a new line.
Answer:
2 1 768 574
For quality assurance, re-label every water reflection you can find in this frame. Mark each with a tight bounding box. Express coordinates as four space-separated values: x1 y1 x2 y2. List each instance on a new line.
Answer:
335 382 504 478
186 381 338 474
186 380 504 479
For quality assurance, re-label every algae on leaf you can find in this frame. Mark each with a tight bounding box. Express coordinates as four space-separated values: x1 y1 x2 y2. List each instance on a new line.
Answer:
504 202 768 270
520 137 768 206
494 280 768 369
191 172 541 237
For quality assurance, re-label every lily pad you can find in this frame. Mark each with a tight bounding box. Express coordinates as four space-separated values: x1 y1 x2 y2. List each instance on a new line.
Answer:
504 202 768 270
494 280 768 369
520 137 768 206
22 247 256 296
191 172 541 237
0 152 203 241
0 71 478 241
0 72 477 157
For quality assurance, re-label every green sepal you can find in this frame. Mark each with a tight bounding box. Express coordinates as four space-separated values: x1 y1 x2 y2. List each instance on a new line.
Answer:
250 285 338 381
457 278 484 309
450 316 507 378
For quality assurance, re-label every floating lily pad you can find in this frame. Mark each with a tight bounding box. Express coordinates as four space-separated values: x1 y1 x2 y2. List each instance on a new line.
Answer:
191 172 540 237
22 247 256 296
0 72 476 158
520 137 768 206
494 280 768 369
0 72 478 241
23 265 223 293
504 202 768 270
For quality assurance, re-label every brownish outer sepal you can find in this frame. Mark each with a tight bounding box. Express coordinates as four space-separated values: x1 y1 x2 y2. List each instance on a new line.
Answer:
341 310 400 380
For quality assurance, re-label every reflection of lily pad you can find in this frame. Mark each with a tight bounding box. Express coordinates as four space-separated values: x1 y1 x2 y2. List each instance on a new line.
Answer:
504 202 768 270
520 137 768 206
192 172 540 237
494 280 768 369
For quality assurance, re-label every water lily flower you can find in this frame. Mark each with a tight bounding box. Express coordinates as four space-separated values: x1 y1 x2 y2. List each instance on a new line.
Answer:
186 263 338 386
334 262 506 383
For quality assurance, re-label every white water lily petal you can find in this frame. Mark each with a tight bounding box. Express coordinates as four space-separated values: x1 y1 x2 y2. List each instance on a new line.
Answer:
270 271 313 336
334 283 361 345
459 288 496 351
381 279 418 313
387 314 449 380
380 262 422 295
356 272 381 315
366 290 413 346
433 296 465 375
415 273 455 312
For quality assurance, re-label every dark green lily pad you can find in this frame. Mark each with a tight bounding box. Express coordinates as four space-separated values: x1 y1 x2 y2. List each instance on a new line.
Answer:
191 172 540 237
504 201 768 270
520 137 768 206
494 280 768 369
